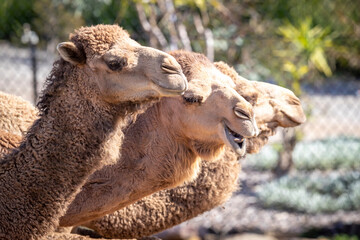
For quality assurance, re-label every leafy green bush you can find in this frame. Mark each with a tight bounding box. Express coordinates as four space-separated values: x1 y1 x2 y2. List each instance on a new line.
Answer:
244 137 360 171
256 172 360 213
332 234 359 240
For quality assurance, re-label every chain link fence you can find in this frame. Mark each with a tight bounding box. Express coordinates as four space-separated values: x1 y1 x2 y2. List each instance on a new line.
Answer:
1 42 360 154
0 42 55 104
1 40 360 152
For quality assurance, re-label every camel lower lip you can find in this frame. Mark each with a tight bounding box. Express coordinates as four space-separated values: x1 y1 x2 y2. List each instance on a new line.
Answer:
152 72 188 93
224 123 246 157
152 77 188 96
156 86 186 96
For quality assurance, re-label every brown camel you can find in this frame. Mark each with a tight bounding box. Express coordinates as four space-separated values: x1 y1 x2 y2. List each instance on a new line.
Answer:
58 50 258 227
77 61 306 239
0 24 187 240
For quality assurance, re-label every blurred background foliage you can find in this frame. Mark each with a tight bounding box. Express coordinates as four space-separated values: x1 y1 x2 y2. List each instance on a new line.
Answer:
1 0 360 85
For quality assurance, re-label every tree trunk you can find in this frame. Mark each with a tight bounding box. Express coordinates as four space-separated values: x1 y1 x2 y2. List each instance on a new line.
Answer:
273 128 297 177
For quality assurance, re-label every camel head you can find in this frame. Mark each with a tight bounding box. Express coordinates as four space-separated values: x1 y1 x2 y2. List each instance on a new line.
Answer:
244 81 306 153
251 81 306 128
56 25 187 103
163 51 259 159
214 61 306 153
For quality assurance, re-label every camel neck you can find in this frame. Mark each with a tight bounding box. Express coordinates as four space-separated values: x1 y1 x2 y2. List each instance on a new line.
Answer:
60 100 200 227
121 100 191 168
0 63 143 239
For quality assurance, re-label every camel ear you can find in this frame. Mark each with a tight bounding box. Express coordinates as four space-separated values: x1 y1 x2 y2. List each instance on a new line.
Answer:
253 81 306 127
183 78 211 103
57 42 86 65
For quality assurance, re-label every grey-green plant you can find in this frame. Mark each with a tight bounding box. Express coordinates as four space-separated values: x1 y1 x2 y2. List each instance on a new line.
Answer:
256 172 360 213
293 137 360 171
244 137 360 171
244 145 279 171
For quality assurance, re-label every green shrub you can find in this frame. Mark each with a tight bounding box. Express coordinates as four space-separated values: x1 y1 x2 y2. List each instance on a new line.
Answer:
256 172 360 213
332 235 359 240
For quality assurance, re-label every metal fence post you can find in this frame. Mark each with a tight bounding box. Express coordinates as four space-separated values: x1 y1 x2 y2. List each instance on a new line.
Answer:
30 43 37 104
21 23 39 104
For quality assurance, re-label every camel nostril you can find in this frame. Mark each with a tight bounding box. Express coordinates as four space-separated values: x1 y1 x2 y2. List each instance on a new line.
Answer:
162 57 182 74
152 67 187 93
161 63 180 74
234 107 250 120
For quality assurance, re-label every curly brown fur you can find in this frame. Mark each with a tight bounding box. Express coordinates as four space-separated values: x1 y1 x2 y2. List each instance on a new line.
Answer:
43 232 124 240
78 61 305 239
0 130 22 157
0 92 38 135
45 231 159 240
83 150 240 239
0 24 184 240
69 25 130 59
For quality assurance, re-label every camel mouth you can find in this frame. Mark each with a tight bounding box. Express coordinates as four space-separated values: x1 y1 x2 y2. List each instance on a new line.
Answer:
224 123 247 157
280 109 307 127
152 72 188 96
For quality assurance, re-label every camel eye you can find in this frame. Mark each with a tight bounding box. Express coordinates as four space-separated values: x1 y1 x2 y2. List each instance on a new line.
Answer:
183 96 202 104
106 58 127 71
